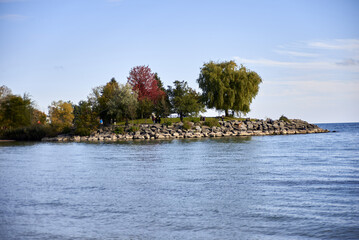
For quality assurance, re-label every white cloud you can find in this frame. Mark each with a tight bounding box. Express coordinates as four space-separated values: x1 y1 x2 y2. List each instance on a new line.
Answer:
336 58 359 66
274 50 318 58
265 80 359 96
308 39 359 50
234 57 359 72
235 38 359 72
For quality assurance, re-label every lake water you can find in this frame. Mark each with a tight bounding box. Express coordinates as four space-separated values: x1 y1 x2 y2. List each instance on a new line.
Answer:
0 123 358 239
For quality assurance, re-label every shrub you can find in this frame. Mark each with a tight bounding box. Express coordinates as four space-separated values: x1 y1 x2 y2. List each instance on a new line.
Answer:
189 117 200 123
74 127 91 136
279 115 291 123
128 125 140 133
0 124 55 141
164 120 172 127
182 121 192 130
202 118 220 128
114 126 125 134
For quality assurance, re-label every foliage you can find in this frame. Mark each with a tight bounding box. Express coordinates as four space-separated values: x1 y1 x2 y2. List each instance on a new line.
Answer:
153 74 171 118
197 60 262 116
128 125 140 132
114 126 125 134
73 100 99 136
0 85 12 100
182 121 192 130
203 118 220 128
0 94 33 129
74 127 91 136
31 109 47 125
90 78 119 125
279 115 291 123
127 66 165 103
163 120 172 127
137 97 154 119
189 117 200 123
107 83 138 122
48 100 74 132
0 124 55 141
167 80 204 119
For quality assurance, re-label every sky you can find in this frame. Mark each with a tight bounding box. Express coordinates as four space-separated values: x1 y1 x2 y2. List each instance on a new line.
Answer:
0 0 358 123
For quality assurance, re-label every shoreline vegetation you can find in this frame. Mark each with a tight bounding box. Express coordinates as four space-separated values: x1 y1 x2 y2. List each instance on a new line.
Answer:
0 61 328 142
42 118 329 143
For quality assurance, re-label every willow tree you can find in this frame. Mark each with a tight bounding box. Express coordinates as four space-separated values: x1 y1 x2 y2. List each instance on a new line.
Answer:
197 60 262 116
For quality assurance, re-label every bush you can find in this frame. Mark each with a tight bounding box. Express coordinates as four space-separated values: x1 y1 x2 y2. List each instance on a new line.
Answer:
189 117 200 123
202 118 220 128
74 127 91 136
182 121 192 130
164 120 172 127
128 125 140 133
0 124 55 141
279 115 291 123
114 126 125 134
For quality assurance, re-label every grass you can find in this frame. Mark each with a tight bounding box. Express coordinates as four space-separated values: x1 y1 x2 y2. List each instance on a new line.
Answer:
114 116 257 126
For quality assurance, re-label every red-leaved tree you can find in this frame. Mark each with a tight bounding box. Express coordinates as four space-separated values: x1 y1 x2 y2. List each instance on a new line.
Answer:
127 65 165 102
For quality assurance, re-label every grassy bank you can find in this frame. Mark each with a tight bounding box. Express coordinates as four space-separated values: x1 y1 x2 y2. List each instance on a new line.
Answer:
115 116 256 126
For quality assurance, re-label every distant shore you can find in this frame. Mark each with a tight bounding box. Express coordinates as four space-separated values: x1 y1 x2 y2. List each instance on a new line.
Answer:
42 118 329 143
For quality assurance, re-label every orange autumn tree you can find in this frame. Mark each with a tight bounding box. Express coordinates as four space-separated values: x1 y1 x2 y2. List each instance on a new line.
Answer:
127 65 165 118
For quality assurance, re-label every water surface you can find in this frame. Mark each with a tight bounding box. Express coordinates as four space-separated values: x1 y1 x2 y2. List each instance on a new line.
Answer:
0 123 358 239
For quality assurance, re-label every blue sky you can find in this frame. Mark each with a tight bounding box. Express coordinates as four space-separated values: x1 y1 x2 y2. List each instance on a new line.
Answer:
1 0 358 123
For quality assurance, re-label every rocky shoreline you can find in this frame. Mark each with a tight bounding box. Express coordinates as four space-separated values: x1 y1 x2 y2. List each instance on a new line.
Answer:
42 119 329 142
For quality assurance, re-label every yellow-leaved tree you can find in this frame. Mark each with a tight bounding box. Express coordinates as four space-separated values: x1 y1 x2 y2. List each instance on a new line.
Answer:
48 100 74 132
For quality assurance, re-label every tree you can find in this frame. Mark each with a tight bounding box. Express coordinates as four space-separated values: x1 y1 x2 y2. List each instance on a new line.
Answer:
97 78 119 124
127 66 165 103
154 73 171 118
167 80 204 119
48 100 74 132
31 109 47 125
0 85 12 101
137 97 153 119
107 83 138 123
197 60 262 116
0 94 33 129
73 100 99 135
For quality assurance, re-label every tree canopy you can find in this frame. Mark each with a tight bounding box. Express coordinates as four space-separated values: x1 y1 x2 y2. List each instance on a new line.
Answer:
197 60 262 116
48 100 74 132
167 80 204 119
0 94 33 129
107 83 138 122
127 65 165 103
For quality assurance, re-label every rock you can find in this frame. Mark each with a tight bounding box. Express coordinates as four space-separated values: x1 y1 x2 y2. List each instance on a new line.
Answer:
209 132 216 137
215 132 223 137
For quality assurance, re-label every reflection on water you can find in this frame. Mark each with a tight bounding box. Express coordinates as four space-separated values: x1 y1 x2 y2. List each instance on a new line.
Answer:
0 124 358 239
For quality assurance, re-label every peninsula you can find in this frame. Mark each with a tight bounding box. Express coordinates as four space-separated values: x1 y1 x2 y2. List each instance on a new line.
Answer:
42 118 328 142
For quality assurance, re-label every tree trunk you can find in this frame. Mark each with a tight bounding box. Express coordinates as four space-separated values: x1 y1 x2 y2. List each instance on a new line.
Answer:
225 109 229 117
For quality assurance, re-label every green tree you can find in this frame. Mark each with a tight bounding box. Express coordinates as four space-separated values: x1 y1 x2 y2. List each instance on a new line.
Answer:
154 73 171 118
137 97 153 119
48 100 74 132
197 60 262 116
0 94 33 129
167 80 204 120
73 100 99 135
88 78 119 125
108 83 138 124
